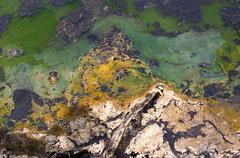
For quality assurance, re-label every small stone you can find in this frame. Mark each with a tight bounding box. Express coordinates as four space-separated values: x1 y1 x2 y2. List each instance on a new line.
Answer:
118 87 126 93
149 58 160 68
48 71 59 81
8 48 23 59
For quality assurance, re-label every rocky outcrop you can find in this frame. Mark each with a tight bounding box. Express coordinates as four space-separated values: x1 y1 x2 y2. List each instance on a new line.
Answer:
1 83 240 157
57 9 94 43
57 0 109 43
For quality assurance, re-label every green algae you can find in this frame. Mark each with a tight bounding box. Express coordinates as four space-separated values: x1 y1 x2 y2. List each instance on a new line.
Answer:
217 42 240 74
139 8 179 32
200 1 226 30
48 0 81 19
0 0 19 16
0 0 82 68
0 9 58 54
91 15 226 95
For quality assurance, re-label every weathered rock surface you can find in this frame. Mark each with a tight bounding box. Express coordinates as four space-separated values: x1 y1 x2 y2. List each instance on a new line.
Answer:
57 9 94 43
1 83 240 157
57 0 108 43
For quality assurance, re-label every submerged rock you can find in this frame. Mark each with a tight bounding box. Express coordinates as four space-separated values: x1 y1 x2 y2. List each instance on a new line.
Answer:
221 6 240 33
19 0 43 17
233 84 240 96
57 9 94 43
57 0 107 43
203 83 230 99
9 89 43 121
149 58 160 68
0 14 11 34
136 0 214 23
49 0 75 6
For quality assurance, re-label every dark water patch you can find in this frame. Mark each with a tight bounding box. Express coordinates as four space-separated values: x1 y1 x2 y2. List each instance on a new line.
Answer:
0 66 6 82
9 89 43 121
19 0 43 17
0 13 11 34
87 34 99 43
49 0 75 6
233 84 240 96
228 70 239 79
203 83 230 99
0 85 5 92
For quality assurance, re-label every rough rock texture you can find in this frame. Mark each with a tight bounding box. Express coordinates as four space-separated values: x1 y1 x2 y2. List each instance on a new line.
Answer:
1 84 240 157
19 0 43 17
57 0 108 43
57 9 94 43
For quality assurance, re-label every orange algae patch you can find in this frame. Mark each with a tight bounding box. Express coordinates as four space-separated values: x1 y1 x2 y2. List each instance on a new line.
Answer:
206 100 240 131
66 48 156 109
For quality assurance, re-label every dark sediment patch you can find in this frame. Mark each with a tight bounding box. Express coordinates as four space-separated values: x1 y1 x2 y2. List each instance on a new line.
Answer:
221 6 240 33
19 0 43 17
233 84 240 96
9 89 43 121
203 83 230 99
49 0 75 6
0 13 11 34
149 58 160 68
127 50 141 59
228 70 239 79
0 66 6 82
87 34 99 43
135 0 214 23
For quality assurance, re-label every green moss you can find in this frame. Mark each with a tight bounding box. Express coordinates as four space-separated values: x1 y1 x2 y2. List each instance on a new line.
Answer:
139 8 179 32
0 0 20 16
0 9 58 54
49 0 81 19
200 1 226 29
124 0 139 15
216 42 240 74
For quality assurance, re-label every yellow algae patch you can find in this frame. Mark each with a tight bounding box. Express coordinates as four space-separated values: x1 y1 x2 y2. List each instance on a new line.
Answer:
66 47 156 109
207 101 240 131
55 103 75 120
